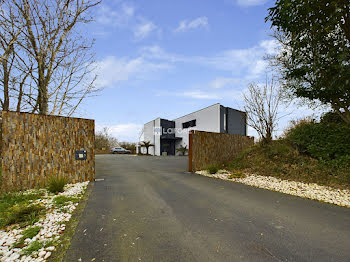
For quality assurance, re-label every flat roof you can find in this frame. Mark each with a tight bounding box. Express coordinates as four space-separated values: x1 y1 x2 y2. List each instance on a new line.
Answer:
143 103 245 124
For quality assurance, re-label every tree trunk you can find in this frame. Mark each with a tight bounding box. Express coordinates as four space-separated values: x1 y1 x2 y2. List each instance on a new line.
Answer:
2 54 9 111
38 64 48 115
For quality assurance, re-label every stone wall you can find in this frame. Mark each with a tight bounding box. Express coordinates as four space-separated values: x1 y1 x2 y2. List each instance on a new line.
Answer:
189 130 254 172
1 111 95 192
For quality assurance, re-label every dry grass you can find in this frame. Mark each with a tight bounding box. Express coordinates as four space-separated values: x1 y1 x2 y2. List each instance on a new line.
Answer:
227 140 350 189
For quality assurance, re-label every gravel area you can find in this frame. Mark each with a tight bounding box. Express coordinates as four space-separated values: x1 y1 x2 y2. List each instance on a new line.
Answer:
196 170 350 208
0 181 89 262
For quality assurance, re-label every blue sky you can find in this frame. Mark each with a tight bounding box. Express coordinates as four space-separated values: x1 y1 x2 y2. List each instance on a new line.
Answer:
79 0 315 142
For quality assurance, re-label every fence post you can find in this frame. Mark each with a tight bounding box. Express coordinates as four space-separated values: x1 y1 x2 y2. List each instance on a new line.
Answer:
188 130 193 172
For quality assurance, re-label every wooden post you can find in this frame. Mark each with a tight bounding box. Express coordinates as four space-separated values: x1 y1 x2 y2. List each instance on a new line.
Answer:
188 130 193 172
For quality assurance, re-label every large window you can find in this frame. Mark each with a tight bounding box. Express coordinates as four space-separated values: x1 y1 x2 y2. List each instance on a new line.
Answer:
182 119 196 129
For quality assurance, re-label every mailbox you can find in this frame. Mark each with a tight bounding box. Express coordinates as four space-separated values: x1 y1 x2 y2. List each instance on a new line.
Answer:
75 150 87 160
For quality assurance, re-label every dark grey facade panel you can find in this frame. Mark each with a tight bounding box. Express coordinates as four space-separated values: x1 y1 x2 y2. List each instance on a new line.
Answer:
220 106 247 136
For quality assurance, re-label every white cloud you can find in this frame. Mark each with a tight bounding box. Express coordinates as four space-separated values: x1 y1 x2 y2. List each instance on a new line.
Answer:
180 91 220 99
96 123 143 142
140 39 279 79
174 16 209 33
134 21 157 40
94 56 171 88
259 39 280 55
209 77 242 89
93 39 279 91
95 3 159 41
236 0 268 7
96 3 135 27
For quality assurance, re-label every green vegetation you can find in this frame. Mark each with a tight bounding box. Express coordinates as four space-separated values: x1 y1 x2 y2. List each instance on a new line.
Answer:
21 240 44 255
228 171 246 179
207 165 219 174
266 0 350 124
2 204 44 228
13 226 41 248
22 225 41 239
48 177 67 194
284 113 350 168
0 191 45 228
139 141 154 155
228 140 350 188
44 239 57 248
48 184 91 262
176 145 188 156
53 195 78 208
228 111 350 188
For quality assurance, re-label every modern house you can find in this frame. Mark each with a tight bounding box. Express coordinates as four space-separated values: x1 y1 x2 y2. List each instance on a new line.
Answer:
137 103 247 156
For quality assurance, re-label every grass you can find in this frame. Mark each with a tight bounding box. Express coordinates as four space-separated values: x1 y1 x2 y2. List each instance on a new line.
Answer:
22 225 41 239
13 226 41 248
0 191 46 228
207 165 219 174
228 171 246 179
48 183 91 262
48 177 67 194
227 140 350 188
21 240 44 255
53 195 78 209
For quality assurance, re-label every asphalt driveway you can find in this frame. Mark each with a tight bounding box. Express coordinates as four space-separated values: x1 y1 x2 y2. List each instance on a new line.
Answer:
65 155 350 262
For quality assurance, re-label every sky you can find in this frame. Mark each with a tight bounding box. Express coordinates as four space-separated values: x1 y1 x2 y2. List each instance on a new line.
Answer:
78 0 318 142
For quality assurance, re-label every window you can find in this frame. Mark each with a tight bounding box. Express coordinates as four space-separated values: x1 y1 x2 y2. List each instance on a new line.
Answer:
224 113 227 131
182 119 196 129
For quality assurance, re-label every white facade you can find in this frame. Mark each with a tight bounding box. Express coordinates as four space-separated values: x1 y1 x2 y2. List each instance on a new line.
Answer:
174 104 221 151
137 104 247 156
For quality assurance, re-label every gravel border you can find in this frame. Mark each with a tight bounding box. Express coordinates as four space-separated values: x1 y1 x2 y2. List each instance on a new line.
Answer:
196 170 350 208
0 181 89 262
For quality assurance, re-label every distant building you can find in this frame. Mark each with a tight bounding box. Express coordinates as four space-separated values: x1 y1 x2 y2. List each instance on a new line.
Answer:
137 103 247 156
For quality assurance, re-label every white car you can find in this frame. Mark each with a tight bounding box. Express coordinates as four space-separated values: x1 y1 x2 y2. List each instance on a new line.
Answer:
110 147 131 154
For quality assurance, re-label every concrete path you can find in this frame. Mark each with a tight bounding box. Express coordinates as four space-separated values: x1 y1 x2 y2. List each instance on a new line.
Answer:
65 155 350 262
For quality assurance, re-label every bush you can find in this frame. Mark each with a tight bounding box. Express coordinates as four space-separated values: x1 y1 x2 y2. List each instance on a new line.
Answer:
320 111 346 124
48 177 67 194
285 120 350 167
207 165 219 174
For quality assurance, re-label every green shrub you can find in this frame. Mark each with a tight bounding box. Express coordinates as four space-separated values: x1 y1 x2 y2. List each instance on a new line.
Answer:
48 176 67 194
285 120 350 167
207 165 219 174
176 145 188 156
320 111 346 124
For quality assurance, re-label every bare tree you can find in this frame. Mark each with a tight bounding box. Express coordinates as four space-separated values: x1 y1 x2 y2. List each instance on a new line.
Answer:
0 0 101 115
243 76 285 143
95 127 118 150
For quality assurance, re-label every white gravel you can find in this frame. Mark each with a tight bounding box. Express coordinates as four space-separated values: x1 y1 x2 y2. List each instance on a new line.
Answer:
0 181 89 262
196 170 350 208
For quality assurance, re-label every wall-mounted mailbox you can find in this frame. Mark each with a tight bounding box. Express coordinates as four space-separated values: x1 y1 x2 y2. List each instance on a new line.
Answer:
75 150 87 160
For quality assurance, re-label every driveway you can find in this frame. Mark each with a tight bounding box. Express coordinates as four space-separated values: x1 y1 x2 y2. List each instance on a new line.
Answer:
65 155 350 262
